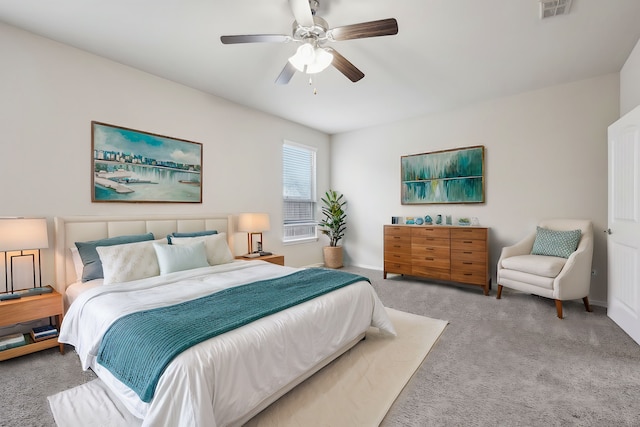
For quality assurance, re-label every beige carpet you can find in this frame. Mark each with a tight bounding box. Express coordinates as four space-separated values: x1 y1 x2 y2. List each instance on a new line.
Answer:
48 309 447 427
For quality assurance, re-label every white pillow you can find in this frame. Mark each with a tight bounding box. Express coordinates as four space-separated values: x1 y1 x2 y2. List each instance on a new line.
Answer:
96 239 165 285
153 241 209 275
170 233 234 266
69 247 84 281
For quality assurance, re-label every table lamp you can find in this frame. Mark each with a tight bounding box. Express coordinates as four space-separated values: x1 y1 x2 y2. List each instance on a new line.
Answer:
238 213 271 257
0 217 49 293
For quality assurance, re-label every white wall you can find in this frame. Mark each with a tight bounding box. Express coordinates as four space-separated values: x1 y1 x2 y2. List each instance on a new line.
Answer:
620 37 640 115
331 74 619 305
0 22 331 288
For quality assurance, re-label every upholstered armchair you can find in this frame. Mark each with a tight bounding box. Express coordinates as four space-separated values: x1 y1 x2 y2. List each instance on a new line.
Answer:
496 219 594 319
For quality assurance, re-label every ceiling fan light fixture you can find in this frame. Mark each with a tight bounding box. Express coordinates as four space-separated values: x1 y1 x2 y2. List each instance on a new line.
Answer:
306 47 333 74
288 43 315 72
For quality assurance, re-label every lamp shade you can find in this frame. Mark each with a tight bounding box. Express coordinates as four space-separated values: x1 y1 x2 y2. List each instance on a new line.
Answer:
306 48 333 74
0 218 49 251
288 44 333 74
238 213 270 233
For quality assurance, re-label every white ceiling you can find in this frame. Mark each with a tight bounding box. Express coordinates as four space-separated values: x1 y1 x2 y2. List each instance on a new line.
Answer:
1 0 640 134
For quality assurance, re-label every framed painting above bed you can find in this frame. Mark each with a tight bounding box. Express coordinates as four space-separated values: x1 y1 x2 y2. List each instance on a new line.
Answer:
401 145 485 204
91 121 203 203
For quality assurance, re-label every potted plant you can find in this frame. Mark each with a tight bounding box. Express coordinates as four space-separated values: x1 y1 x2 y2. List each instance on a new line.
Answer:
319 189 346 268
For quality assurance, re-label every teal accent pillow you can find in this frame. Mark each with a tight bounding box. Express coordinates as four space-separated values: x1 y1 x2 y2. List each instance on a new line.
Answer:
153 241 210 275
531 227 581 258
167 230 217 244
75 233 155 282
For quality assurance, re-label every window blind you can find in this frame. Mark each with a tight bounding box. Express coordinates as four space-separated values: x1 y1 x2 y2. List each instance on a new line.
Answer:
283 143 317 242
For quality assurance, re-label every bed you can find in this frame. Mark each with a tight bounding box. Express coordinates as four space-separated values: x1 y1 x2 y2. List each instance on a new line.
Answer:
54 214 396 427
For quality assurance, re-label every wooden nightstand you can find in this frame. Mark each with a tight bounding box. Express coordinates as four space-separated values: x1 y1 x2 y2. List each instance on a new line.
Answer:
236 254 285 266
0 286 65 361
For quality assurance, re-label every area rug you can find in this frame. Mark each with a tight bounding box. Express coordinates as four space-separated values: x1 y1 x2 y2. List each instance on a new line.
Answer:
48 308 447 427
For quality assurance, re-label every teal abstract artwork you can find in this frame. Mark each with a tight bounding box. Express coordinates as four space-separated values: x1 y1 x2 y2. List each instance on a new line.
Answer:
401 146 485 204
91 122 203 203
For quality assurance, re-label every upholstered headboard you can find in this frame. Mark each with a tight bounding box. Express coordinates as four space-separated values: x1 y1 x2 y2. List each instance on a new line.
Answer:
54 214 233 289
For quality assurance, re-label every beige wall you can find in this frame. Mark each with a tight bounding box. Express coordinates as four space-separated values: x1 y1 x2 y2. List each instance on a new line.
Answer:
620 37 640 115
331 74 619 305
0 22 331 287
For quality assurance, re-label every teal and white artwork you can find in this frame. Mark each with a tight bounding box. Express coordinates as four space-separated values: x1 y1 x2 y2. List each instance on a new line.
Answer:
91 122 202 203
401 146 485 204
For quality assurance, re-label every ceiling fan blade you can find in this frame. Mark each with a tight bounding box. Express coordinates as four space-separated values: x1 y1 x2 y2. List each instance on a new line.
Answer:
275 62 297 85
289 0 314 27
328 18 398 41
325 48 364 82
220 34 291 44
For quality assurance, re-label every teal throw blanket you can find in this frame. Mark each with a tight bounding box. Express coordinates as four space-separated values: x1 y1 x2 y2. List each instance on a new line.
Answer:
96 268 369 403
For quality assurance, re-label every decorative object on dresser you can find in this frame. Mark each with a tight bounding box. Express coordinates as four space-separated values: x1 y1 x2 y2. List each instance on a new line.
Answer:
0 286 64 361
238 212 272 257
0 217 49 293
401 145 485 205
383 224 490 295
319 190 347 269
91 121 203 203
496 219 593 319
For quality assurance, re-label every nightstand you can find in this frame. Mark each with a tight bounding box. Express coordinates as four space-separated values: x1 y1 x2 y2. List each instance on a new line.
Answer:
0 286 65 361
236 254 285 266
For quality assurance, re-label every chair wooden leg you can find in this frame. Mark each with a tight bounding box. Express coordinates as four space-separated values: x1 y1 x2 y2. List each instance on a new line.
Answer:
583 296 593 312
496 284 503 299
555 300 563 319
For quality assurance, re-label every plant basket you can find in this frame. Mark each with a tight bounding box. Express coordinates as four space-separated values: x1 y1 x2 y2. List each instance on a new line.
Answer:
323 246 343 269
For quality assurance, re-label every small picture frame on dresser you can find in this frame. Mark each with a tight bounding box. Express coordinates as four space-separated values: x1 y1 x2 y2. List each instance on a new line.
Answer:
391 216 403 224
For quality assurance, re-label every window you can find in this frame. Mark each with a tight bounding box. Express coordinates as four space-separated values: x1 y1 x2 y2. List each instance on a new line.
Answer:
283 141 317 243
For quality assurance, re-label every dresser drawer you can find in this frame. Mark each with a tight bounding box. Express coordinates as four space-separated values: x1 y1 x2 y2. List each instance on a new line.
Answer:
385 251 409 263
412 244 450 260
451 258 487 274
451 238 486 251
412 253 450 270
451 270 487 286
384 225 411 237
412 265 451 281
451 249 486 263
384 236 412 253
384 261 412 275
411 227 450 239
451 228 487 240
412 235 450 249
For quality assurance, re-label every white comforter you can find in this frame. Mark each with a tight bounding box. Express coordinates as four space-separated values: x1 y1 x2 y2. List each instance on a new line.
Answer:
60 261 396 427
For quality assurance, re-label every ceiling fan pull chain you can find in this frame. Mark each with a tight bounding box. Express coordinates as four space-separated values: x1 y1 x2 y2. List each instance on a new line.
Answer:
308 76 318 95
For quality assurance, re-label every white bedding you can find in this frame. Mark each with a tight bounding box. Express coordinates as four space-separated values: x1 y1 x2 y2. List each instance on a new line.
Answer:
59 260 395 427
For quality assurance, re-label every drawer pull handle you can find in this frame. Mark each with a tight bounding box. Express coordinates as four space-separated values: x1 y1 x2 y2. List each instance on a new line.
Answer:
394 245 401 248
464 273 472 276
394 236 401 239
463 240 473 244
463 262 472 265
464 251 472 254
425 257 434 261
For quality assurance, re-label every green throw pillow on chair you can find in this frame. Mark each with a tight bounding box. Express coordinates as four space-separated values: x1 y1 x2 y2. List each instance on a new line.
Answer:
531 226 581 258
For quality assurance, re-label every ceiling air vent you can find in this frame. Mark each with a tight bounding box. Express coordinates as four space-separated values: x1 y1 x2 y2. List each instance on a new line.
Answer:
539 0 572 19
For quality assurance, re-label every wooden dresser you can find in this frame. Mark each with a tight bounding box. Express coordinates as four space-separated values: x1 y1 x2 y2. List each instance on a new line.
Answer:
384 224 490 295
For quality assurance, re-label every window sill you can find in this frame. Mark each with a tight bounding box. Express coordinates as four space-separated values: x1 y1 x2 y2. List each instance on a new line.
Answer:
283 237 319 245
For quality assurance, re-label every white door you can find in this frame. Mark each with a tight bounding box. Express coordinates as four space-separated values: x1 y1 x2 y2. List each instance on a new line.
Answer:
607 105 640 345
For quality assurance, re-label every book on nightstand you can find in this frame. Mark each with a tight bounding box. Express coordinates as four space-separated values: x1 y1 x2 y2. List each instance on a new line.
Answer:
0 333 27 351
30 325 59 342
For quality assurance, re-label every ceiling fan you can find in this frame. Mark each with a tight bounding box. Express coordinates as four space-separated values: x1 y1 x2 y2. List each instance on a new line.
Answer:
220 0 398 84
